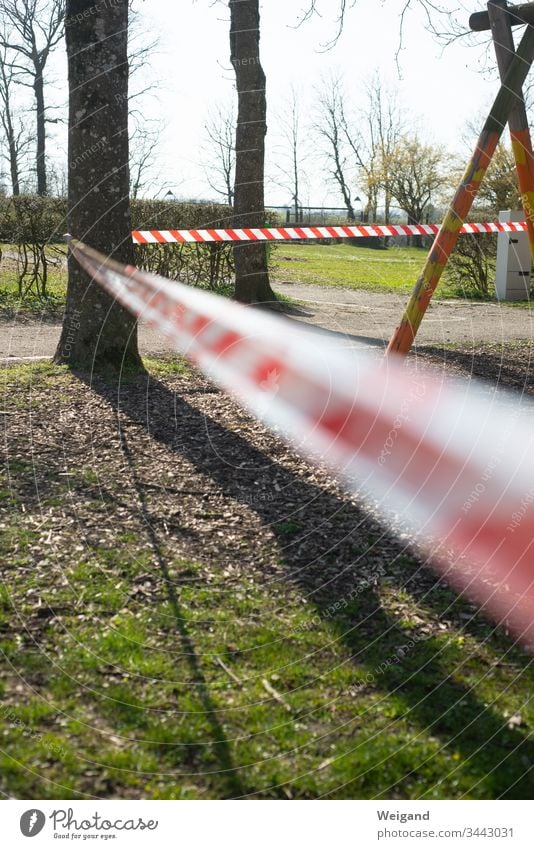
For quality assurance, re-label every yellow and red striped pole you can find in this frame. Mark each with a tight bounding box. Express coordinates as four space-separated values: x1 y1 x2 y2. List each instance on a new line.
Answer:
489 0 534 260
387 21 534 356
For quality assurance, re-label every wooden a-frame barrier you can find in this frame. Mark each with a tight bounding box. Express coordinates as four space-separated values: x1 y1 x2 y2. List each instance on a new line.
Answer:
387 0 534 355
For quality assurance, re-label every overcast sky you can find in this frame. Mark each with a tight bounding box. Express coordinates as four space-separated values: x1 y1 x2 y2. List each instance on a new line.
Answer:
45 1 503 207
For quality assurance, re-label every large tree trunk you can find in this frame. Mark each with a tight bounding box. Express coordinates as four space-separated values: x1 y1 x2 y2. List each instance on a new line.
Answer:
229 0 276 305
407 212 423 248
383 186 391 247
54 0 142 371
34 66 47 196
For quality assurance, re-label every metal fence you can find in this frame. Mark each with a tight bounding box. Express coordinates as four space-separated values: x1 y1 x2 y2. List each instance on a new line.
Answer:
265 206 365 226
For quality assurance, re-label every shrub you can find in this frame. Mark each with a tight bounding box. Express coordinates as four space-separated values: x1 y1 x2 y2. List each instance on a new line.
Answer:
131 199 235 293
0 194 67 243
446 232 497 298
0 196 277 301
0 195 67 298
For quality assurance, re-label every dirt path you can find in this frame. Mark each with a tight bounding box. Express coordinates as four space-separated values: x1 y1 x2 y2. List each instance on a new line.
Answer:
1 283 533 361
0 317 177 361
275 283 534 348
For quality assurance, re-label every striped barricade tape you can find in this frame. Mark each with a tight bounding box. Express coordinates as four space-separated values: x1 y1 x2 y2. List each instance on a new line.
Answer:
131 221 529 244
69 236 534 646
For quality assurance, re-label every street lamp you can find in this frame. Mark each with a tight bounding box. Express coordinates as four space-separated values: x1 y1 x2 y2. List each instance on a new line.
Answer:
354 195 364 223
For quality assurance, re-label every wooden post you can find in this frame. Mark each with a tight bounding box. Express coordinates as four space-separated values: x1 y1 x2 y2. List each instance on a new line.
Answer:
471 0 534 31
489 0 534 260
386 21 534 357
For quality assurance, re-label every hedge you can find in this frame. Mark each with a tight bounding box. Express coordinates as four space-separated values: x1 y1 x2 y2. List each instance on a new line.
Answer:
131 199 234 292
0 196 260 297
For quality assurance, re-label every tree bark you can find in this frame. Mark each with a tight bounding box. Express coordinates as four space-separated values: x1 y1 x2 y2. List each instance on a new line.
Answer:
0 50 20 195
34 65 47 196
229 0 276 305
54 0 142 372
293 146 299 221
8 135 19 195
407 212 423 248
2 87 19 195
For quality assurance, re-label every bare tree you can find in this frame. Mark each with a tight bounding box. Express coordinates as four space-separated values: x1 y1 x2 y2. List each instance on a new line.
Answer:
128 2 160 101
315 77 356 220
44 158 66 195
0 0 65 196
337 93 379 222
229 0 276 304
203 102 235 207
130 119 164 199
273 86 308 220
316 75 405 227
297 0 465 52
0 38 31 195
360 74 404 226
122 4 163 200
326 76 404 225
55 0 141 371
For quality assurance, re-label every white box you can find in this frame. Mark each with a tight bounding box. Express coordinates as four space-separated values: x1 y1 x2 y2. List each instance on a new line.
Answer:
495 209 531 301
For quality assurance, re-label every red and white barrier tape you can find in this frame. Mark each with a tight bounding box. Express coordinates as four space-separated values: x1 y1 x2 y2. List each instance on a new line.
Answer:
132 220 529 244
69 237 534 646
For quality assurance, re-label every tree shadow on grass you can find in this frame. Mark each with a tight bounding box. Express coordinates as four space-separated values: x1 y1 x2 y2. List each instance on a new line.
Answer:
81 368 534 799
110 419 245 799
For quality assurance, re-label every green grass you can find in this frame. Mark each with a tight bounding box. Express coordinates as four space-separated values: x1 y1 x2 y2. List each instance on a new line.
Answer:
0 521 532 800
271 242 440 294
270 242 509 300
0 360 533 800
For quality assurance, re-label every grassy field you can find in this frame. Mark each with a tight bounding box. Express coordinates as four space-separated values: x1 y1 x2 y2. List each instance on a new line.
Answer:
271 242 465 297
1 357 533 800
